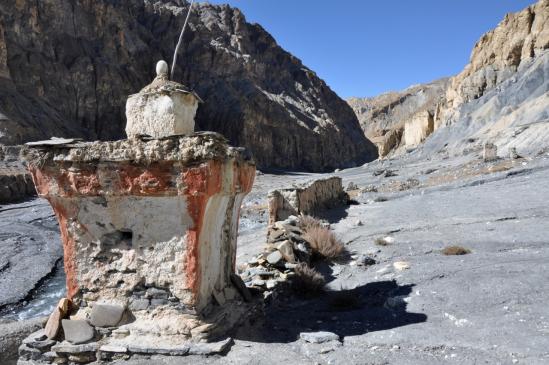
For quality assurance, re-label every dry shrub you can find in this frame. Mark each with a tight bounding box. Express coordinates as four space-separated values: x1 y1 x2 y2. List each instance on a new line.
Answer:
442 245 471 255
375 237 390 246
292 263 325 295
303 226 344 259
299 215 324 232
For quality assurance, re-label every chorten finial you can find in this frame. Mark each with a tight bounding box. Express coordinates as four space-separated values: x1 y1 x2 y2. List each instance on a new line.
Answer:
156 60 169 77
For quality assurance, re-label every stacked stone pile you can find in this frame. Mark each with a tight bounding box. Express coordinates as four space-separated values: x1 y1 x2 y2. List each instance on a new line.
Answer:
238 215 330 296
18 298 235 364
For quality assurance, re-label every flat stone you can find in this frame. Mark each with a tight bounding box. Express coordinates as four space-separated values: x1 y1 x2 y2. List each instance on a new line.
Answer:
277 240 296 263
51 341 99 353
300 331 340 344
61 320 95 344
26 337 56 351
266 250 283 265
23 329 47 343
129 298 149 311
90 304 125 327
230 273 252 302
99 345 128 353
145 287 168 299
150 298 168 307
128 345 189 355
188 337 233 355
44 307 63 340
251 278 266 287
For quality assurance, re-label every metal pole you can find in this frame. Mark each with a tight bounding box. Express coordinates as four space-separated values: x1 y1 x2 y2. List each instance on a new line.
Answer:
171 0 194 80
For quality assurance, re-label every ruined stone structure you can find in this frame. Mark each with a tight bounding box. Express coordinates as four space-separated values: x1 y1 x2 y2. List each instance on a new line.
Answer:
483 143 498 162
268 177 348 224
19 63 255 362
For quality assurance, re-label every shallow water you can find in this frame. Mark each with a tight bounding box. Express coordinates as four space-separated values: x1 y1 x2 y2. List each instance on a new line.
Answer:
3 261 66 320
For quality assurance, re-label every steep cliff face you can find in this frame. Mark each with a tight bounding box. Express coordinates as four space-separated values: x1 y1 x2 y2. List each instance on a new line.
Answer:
348 79 448 156
349 0 548 158
0 0 377 171
425 0 549 158
445 0 548 111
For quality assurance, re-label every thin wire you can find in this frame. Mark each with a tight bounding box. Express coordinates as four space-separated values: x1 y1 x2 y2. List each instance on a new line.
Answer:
171 0 194 80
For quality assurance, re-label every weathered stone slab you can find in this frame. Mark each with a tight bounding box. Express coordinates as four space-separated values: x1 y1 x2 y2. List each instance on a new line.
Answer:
90 304 125 327
300 331 340 344
61 320 95 344
51 341 100 354
44 308 62 340
188 337 233 355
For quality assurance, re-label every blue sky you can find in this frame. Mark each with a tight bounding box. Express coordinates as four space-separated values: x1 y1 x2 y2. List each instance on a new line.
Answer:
205 0 536 98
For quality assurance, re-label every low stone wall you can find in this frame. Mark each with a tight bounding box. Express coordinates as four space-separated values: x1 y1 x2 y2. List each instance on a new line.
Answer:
0 146 36 204
268 177 348 224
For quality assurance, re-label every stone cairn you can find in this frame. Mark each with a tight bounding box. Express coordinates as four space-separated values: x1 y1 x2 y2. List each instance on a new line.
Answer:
238 214 328 297
19 61 256 364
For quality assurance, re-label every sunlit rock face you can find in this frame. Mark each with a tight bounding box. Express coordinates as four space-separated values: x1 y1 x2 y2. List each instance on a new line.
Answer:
23 133 255 341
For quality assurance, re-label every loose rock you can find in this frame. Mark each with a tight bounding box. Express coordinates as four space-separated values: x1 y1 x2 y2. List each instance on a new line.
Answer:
61 320 95 344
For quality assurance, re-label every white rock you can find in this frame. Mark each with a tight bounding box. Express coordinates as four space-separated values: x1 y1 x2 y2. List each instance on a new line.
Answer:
300 331 340 344
393 261 410 271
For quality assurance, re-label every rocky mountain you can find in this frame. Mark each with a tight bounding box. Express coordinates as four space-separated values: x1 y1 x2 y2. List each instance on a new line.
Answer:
348 79 448 157
0 0 377 171
350 0 548 159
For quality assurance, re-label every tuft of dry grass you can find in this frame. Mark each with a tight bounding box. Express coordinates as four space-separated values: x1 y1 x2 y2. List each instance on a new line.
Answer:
375 237 390 246
298 215 324 232
292 263 325 295
442 245 471 255
303 226 344 259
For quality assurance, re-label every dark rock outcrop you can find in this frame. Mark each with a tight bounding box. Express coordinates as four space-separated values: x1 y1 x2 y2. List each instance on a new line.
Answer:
0 0 377 171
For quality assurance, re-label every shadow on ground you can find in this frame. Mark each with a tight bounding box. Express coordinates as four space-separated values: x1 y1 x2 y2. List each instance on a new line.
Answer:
315 205 350 224
233 280 427 343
